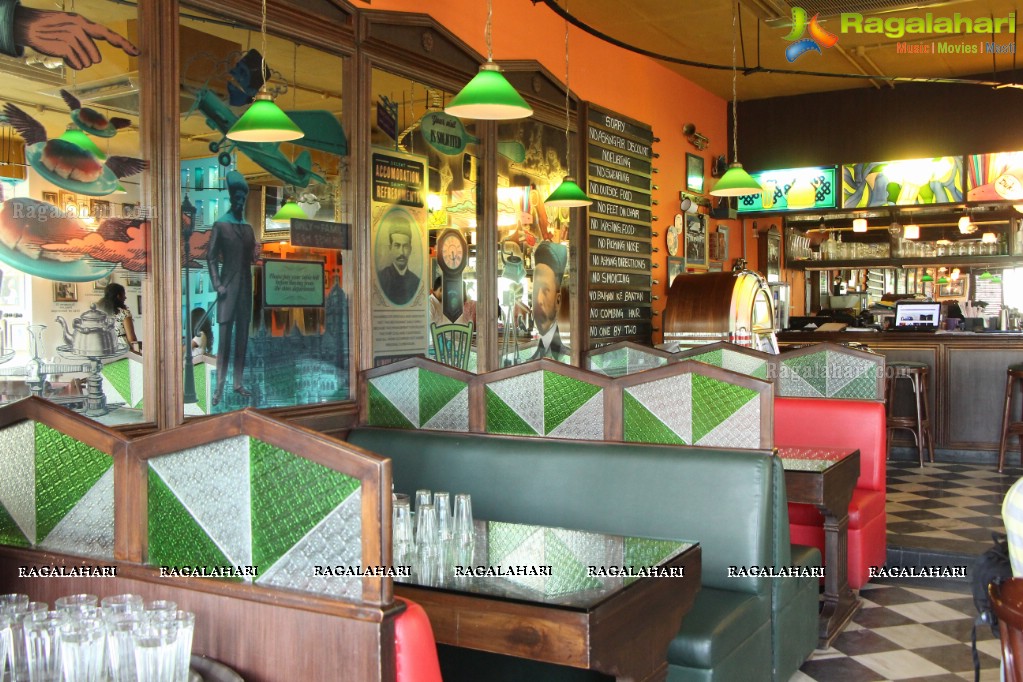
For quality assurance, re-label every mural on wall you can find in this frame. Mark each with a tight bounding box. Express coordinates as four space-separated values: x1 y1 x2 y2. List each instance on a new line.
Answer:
842 157 963 208
967 151 1023 202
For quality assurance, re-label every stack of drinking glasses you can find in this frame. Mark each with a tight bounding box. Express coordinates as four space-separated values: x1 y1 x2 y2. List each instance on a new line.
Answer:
392 490 474 585
0 592 195 681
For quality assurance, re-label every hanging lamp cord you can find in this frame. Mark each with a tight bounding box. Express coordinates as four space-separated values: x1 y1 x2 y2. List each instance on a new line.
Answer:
730 1 739 164
485 0 494 62
260 0 268 91
563 14 571 174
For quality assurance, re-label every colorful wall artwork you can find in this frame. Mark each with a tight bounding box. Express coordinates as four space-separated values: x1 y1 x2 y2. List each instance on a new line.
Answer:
842 157 963 208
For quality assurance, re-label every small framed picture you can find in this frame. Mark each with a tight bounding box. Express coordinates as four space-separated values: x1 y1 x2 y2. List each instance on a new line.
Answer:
126 277 142 288
90 199 111 220
53 282 77 303
668 257 685 286
93 275 111 292
42 191 58 205
686 153 705 194
684 213 708 268
938 279 966 299
122 203 139 219
59 191 76 217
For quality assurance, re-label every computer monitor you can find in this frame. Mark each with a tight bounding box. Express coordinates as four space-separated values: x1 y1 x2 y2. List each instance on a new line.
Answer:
893 301 941 331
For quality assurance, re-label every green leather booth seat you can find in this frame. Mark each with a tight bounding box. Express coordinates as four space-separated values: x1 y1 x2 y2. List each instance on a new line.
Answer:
347 428 820 682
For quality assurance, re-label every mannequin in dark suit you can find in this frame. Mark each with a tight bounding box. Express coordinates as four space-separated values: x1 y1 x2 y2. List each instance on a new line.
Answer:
208 171 259 405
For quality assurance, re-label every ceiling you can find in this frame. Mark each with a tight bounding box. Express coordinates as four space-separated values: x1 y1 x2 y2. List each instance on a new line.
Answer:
551 0 1023 101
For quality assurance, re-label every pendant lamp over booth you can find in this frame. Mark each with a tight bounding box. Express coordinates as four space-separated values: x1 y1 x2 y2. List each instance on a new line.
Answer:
710 2 762 198
545 12 591 208
445 0 533 121
272 199 307 221
226 0 303 143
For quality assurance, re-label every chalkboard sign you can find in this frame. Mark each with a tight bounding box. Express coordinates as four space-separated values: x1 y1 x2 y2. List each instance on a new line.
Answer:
584 103 655 346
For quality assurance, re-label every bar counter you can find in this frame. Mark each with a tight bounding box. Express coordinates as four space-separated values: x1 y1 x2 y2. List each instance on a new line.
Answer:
777 330 1023 458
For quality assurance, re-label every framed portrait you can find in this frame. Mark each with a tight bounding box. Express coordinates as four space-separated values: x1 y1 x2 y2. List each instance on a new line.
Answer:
53 282 77 303
717 225 729 263
93 275 111 292
42 191 58 205
59 191 76 217
684 213 707 268
374 206 424 306
90 199 111 220
686 153 705 194
126 277 142 288
667 257 685 286
938 278 967 299
121 203 139 219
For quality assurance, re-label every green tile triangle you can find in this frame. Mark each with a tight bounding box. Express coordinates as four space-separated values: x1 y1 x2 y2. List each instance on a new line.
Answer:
147 468 235 576
692 349 724 368
544 372 602 434
102 360 132 405
832 368 879 400
623 391 686 445
783 355 827 396
487 522 537 566
192 364 208 413
419 369 467 426
35 424 112 542
691 375 758 443
624 537 687 585
751 363 769 380
544 529 603 594
367 382 415 429
0 500 30 548
485 387 538 436
250 438 360 572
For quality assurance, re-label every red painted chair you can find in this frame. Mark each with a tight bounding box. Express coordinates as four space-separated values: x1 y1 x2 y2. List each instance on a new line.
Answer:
774 397 887 590
394 597 443 682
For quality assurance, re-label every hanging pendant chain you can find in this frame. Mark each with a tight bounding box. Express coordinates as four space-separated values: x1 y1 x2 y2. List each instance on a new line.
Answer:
485 0 494 62
564 18 571 173
261 0 269 91
730 1 739 163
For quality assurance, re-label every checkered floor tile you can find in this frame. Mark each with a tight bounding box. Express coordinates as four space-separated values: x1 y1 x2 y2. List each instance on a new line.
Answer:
792 582 1001 681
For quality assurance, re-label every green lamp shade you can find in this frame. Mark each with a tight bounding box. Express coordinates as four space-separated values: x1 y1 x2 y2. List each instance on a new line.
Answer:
980 271 993 280
710 162 763 197
993 276 1003 284
445 62 533 121
545 177 592 208
59 127 105 160
921 273 934 282
227 91 304 143
937 276 949 284
272 200 306 221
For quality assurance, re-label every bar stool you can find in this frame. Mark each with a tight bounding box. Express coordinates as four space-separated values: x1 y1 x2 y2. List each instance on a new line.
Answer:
885 361 935 467
998 364 1023 472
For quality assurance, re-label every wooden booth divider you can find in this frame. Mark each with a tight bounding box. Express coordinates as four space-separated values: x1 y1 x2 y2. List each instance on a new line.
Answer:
0 397 399 682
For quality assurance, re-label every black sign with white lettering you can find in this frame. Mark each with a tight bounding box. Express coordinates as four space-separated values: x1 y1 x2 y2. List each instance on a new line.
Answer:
585 103 655 347
291 219 351 250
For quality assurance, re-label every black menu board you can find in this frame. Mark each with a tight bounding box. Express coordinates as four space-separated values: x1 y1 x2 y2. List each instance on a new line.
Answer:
583 103 654 346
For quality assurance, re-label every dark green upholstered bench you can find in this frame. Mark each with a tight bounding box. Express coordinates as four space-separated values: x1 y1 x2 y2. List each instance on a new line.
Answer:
347 428 820 682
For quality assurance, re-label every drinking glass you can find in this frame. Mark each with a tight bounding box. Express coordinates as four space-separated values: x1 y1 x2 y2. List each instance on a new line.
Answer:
0 593 29 613
172 611 195 682
100 594 144 621
415 489 432 513
415 502 438 550
393 498 413 568
434 492 452 543
133 618 179 682
58 616 106 682
54 594 98 619
24 610 64 682
453 494 474 547
0 611 11 682
144 602 178 621
105 614 140 682
8 602 49 682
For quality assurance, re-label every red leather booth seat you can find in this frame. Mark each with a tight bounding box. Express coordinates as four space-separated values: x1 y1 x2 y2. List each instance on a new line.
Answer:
774 397 887 590
394 597 443 682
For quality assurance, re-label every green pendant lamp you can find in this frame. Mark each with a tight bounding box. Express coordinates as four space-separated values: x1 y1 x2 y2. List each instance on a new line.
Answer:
272 199 306 221
445 0 532 121
226 0 304 143
980 271 993 280
60 125 105 160
937 275 949 285
545 17 591 208
711 4 762 198
921 270 933 282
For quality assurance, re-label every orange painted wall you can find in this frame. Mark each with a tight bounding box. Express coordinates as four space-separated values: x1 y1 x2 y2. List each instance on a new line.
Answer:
373 0 737 342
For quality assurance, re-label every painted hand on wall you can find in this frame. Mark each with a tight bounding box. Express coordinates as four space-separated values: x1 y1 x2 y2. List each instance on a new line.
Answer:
10 5 139 70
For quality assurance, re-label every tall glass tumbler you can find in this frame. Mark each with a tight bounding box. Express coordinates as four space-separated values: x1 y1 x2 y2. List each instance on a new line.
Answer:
172 611 195 682
414 489 432 515
53 594 98 619
453 494 474 547
0 593 30 613
392 498 413 573
133 619 178 682
0 611 11 682
104 614 140 682
415 503 438 550
24 610 64 682
8 602 49 682
58 616 106 682
434 492 452 543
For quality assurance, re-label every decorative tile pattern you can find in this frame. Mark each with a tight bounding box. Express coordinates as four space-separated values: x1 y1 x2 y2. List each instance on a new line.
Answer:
0 421 35 546
487 372 544 435
690 375 758 443
696 399 761 449
777 350 883 400
367 382 415 429
148 437 252 567
257 489 362 599
547 392 604 440
35 423 112 543
622 392 687 445
250 437 360 573
588 348 667 377
484 386 537 436
367 369 419 428
543 372 602 437
148 468 235 573
624 373 693 444
418 369 469 432
102 359 131 407
38 467 114 559
721 352 770 380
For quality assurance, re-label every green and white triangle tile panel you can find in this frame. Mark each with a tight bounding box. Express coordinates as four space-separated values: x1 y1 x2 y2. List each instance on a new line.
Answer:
693 397 761 449
148 469 237 574
487 523 548 593
148 436 253 569
35 423 112 547
827 352 881 399
689 349 724 369
623 374 694 444
690 375 760 447
721 351 769 380
368 368 420 428
0 421 35 546
102 359 132 408
418 369 469 431
778 354 829 398
486 372 544 435
38 467 114 560
250 438 360 576
541 529 604 595
256 488 362 599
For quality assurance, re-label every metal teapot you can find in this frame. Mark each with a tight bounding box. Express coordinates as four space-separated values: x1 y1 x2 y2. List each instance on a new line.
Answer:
56 305 121 356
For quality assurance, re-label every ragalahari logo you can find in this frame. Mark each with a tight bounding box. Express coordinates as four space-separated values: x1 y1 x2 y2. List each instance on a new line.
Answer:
782 7 839 62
